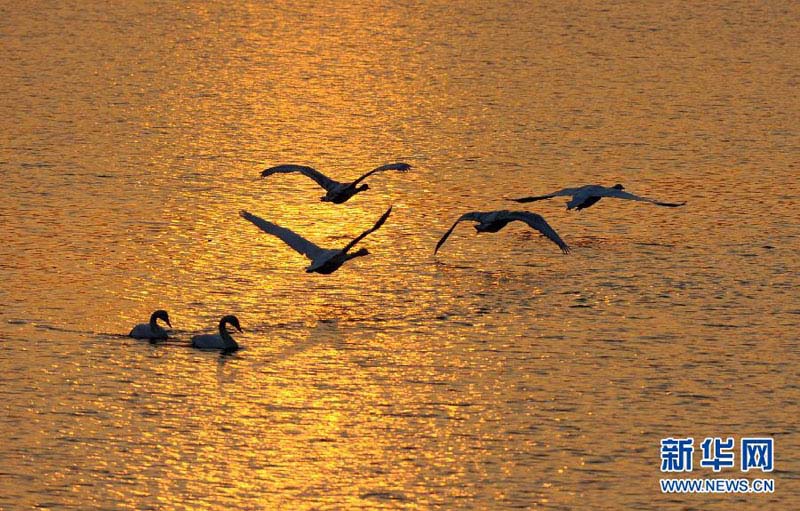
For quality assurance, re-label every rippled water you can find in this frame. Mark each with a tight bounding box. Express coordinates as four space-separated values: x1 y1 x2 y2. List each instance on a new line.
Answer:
1 1 798 509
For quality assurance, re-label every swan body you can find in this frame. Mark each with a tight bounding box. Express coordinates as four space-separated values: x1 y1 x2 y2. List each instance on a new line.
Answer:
260 163 411 203
435 210 571 255
510 184 686 210
240 206 392 274
191 315 243 352
129 310 172 340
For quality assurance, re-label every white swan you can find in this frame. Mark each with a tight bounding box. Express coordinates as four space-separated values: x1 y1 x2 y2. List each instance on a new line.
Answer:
260 163 411 203
129 310 172 340
435 210 571 255
240 206 392 274
191 315 243 352
510 184 686 210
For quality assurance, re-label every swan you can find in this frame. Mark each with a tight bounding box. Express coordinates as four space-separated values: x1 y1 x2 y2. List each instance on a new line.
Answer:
239 206 392 274
129 310 172 340
191 315 243 352
435 210 571 255
260 163 411 203
510 184 686 210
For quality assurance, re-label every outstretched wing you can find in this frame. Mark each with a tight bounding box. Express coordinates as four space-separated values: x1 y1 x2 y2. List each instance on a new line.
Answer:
508 187 583 203
434 212 485 255
260 164 341 192
506 211 571 254
341 206 393 253
239 210 324 260
603 189 686 207
351 162 412 186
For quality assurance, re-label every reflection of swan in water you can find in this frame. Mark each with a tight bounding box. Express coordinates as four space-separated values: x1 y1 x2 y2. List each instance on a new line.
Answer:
434 210 571 255
239 206 392 274
129 310 172 340
510 184 686 210
191 315 243 353
568 235 615 248
260 163 411 204
272 319 345 363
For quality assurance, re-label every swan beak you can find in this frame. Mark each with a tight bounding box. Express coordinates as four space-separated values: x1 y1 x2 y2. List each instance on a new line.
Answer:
236 326 243 333
166 319 172 328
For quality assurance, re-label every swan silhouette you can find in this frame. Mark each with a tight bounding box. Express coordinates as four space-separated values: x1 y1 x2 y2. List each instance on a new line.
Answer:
129 310 172 340
510 184 686 210
191 315 243 352
260 163 411 203
435 210 571 255
240 206 392 274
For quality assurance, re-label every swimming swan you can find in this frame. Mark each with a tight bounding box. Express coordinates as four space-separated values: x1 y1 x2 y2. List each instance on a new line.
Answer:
191 315 243 352
260 163 411 203
239 206 392 274
510 184 686 210
129 310 172 340
435 210 571 255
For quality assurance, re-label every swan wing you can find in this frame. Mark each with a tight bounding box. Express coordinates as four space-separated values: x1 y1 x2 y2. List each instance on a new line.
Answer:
509 187 583 203
191 333 224 349
603 189 686 207
434 212 485 254
351 162 412 186
260 164 341 192
129 323 166 339
341 206 393 253
240 210 324 260
506 211 571 253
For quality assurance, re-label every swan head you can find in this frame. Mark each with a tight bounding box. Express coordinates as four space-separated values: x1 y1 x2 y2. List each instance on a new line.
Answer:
220 314 243 333
350 247 370 258
150 309 172 328
612 183 625 190
357 183 369 192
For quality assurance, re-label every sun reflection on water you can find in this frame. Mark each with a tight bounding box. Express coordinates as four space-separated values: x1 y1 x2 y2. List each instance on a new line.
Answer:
1 0 799 510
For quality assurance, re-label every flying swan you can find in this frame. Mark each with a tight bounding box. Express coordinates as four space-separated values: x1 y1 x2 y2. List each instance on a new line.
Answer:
260 163 411 203
239 206 392 274
129 310 172 340
509 184 686 210
434 210 571 255
191 315 243 352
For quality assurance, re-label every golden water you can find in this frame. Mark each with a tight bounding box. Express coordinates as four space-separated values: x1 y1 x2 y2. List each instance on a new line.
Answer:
1 1 798 509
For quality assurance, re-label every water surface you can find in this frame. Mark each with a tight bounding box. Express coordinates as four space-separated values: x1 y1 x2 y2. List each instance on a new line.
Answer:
1 1 798 509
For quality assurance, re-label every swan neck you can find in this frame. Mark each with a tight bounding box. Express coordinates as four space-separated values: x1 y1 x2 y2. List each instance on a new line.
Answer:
346 250 368 261
219 322 237 349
